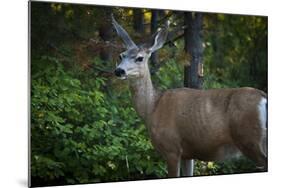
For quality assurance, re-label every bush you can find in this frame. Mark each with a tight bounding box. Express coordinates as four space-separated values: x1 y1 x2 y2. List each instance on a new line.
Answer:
31 56 166 186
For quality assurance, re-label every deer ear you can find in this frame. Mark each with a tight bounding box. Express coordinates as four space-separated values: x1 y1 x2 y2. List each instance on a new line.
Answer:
149 28 168 53
111 14 137 49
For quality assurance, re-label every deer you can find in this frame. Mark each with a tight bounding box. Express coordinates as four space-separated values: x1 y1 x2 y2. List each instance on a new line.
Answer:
111 15 267 177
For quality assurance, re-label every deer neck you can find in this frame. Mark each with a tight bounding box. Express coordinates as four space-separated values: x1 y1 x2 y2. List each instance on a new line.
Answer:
128 66 158 123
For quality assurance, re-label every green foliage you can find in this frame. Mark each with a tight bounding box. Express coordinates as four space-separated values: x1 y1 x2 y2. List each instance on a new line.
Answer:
31 57 166 186
203 14 267 91
153 59 184 90
193 157 257 176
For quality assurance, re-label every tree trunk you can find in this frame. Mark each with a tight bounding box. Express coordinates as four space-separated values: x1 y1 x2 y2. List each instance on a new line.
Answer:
133 9 144 33
98 8 113 62
183 12 204 89
150 10 159 67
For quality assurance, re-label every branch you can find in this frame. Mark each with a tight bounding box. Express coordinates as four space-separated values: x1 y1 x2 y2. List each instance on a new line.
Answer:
87 64 115 77
89 39 126 50
164 32 184 48
158 11 174 25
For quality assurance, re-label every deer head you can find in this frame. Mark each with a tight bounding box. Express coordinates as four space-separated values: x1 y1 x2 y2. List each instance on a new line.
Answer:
112 15 168 80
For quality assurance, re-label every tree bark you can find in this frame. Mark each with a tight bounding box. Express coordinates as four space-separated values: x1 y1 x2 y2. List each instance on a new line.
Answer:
183 12 204 89
98 8 113 62
133 9 144 33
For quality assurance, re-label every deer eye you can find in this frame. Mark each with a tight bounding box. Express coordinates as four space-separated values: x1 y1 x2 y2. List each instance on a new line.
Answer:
136 56 144 62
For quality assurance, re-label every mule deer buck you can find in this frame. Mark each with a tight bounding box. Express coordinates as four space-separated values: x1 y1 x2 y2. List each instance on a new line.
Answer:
111 15 267 177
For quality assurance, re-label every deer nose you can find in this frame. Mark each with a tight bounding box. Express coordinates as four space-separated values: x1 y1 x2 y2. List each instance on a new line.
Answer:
114 68 125 77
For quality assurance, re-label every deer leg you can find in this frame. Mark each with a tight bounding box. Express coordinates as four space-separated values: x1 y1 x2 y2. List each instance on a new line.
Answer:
250 128 268 170
181 159 194 176
240 141 267 169
166 153 181 177
182 159 194 176
232 124 267 169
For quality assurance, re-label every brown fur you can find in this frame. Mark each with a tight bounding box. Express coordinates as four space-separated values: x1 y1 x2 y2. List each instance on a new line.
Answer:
147 87 267 176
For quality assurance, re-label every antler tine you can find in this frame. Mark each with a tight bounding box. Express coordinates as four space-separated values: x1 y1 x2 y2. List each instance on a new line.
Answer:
111 14 137 49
